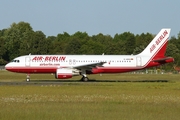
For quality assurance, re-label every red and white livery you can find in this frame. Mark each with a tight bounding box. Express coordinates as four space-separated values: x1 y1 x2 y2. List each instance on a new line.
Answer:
5 29 174 81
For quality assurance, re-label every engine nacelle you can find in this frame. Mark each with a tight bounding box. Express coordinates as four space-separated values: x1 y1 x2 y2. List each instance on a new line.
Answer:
55 68 79 79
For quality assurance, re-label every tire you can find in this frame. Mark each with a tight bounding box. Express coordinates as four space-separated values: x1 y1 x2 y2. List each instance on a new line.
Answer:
83 77 89 82
26 78 30 82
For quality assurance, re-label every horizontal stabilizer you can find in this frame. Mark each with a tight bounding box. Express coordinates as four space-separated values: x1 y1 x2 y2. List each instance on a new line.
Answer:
152 57 174 62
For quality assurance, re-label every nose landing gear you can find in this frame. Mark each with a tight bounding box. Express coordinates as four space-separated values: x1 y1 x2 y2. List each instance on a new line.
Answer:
26 74 30 82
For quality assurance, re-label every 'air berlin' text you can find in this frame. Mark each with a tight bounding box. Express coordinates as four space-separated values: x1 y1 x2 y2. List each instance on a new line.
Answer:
150 30 168 53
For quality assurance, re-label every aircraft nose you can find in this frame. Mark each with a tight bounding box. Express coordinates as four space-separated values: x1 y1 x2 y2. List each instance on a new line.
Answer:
5 63 17 72
5 64 8 70
5 63 11 71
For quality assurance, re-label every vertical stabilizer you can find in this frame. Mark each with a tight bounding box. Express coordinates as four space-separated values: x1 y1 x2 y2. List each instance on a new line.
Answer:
138 28 171 58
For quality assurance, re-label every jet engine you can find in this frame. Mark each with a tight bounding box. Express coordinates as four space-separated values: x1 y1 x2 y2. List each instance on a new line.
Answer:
55 68 80 79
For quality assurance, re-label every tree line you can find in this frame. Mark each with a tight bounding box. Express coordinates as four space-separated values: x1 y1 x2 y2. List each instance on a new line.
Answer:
0 22 180 71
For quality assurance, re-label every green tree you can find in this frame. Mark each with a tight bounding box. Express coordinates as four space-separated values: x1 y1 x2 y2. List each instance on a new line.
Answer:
135 33 153 47
91 34 113 54
56 32 70 41
72 31 89 40
114 32 135 54
18 30 34 55
65 32 91 54
0 38 7 64
4 22 33 60
65 37 82 54
133 45 146 55
53 32 71 54
166 43 180 65
46 36 56 54
79 39 104 55
30 31 47 54
133 33 153 55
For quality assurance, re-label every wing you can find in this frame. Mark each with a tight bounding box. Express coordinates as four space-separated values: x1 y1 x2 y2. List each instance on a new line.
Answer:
74 62 106 70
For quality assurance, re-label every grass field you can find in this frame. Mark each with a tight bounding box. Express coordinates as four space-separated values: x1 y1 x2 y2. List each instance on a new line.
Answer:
0 70 180 120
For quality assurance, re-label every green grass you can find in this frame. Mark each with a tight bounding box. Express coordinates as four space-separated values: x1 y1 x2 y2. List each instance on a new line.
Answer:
0 70 180 82
0 70 180 120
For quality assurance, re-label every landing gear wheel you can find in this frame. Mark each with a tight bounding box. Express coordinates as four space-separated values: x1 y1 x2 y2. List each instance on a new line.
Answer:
81 76 89 82
84 77 89 82
26 78 30 82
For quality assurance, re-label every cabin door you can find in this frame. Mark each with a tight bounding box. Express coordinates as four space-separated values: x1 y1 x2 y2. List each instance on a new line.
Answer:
136 57 142 66
25 57 30 67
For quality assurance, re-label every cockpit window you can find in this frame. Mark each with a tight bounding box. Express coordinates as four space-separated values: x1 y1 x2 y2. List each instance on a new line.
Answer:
11 60 20 63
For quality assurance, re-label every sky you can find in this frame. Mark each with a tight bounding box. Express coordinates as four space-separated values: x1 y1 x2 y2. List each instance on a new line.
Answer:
0 0 180 37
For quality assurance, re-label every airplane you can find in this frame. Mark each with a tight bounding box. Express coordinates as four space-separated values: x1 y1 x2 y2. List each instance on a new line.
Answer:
5 28 174 81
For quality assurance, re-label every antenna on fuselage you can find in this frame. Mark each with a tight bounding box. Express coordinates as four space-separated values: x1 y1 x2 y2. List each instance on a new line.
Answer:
29 53 31 56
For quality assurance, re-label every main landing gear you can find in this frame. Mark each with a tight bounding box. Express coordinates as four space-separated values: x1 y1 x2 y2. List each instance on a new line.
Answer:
80 70 89 82
81 76 89 82
26 74 30 82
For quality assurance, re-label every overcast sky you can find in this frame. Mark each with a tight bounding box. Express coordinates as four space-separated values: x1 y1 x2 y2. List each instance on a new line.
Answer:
0 0 180 37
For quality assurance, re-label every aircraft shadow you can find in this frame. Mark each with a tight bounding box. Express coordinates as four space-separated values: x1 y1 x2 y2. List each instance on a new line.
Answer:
0 79 169 86
30 79 169 83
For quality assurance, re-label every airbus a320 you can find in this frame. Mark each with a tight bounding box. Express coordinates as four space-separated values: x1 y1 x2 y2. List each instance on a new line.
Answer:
5 29 174 81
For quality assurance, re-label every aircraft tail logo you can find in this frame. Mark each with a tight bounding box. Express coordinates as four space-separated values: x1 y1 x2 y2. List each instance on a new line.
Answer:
138 28 171 58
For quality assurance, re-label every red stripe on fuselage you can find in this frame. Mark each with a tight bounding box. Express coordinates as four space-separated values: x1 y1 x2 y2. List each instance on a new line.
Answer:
6 66 143 74
5 66 57 73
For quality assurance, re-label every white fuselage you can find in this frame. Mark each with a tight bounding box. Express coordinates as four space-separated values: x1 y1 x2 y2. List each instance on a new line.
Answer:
5 54 154 74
